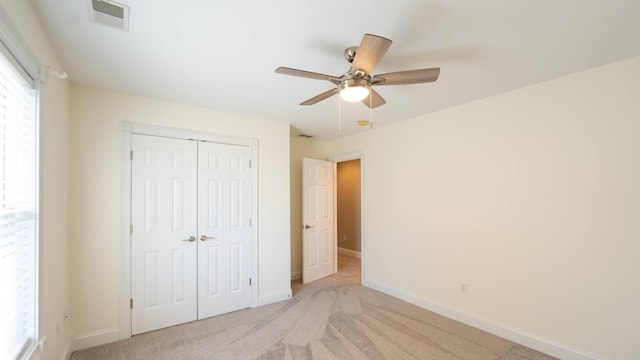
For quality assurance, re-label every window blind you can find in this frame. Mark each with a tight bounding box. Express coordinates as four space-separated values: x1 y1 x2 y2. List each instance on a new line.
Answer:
0 42 37 360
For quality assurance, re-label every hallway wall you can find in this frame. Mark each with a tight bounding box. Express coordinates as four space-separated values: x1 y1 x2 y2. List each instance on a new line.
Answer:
337 159 361 253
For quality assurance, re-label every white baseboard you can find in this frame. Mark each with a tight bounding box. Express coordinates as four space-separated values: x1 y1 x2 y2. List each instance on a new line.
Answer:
64 283 604 359
338 247 361 258
27 337 71 360
258 289 292 306
69 327 120 354
362 279 605 360
67 291 292 354
59 340 71 360
291 270 301 281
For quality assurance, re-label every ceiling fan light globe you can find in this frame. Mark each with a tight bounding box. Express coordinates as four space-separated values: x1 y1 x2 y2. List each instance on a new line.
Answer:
340 86 369 102
339 77 370 102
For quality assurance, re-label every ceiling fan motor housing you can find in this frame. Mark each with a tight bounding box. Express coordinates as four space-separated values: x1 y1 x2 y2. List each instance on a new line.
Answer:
340 77 370 91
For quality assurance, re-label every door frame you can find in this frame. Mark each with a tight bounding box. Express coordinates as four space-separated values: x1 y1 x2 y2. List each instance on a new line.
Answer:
119 122 259 339
329 151 365 283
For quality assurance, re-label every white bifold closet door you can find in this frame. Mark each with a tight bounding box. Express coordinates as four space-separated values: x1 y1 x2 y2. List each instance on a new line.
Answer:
131 134 251 335
197 140 251 319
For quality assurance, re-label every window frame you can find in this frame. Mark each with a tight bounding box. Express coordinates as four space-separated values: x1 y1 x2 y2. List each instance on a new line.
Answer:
0 5 42 360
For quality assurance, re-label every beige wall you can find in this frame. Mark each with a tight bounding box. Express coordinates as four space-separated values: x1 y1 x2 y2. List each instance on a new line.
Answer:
325 57 640 359
6 2 638 357
69 86 291 335
337 159 361 252
0 1 71 360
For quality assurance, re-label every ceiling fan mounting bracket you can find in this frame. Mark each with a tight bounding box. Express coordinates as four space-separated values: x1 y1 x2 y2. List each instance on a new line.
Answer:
344 46 358 63
370 76 385 85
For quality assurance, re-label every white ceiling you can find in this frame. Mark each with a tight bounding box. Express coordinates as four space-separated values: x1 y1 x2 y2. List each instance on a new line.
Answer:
32 0 640 140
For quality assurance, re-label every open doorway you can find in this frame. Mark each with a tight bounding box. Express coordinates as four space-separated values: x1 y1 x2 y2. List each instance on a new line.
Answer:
293 154 363 295
336 159 361 282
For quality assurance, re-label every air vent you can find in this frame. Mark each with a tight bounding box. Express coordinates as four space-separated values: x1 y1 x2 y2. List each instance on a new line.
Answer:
91 0 129 31
298 134 314 138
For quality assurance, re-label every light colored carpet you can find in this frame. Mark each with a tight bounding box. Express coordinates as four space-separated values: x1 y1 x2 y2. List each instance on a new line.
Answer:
71 256 556 360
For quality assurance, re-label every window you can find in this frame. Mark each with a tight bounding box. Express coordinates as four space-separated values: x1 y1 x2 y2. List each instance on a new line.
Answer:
0 43 38 360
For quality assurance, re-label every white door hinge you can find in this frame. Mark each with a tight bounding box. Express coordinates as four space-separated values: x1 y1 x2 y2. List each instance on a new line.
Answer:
130 299 133 309
130 224 133 234
249 160 252 168
130 150 133 161
249 278 252 286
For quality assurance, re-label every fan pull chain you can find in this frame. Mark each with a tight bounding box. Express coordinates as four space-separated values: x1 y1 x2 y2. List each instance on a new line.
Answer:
369 91 374 128
337 96 342 135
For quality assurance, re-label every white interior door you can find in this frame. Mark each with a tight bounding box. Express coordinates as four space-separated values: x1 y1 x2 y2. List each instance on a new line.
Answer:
197 142 251 319
131 135 252 334
302 158 336 284
131 134 198 335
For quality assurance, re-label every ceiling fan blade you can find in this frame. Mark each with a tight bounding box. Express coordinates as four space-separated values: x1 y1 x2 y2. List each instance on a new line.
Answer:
275 67 341 83
300 88 338 105
362 89 386 108
350 34 392 74
372 67 440 85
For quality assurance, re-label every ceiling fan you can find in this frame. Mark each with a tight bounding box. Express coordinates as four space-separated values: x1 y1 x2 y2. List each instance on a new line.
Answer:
275 34 440 109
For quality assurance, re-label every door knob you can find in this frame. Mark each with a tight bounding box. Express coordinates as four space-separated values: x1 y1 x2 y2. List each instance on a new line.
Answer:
200 235 215 241
182 236 196 242
304 225 313 229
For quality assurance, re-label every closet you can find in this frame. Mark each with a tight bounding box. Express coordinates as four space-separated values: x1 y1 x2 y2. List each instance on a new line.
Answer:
130 134 252 334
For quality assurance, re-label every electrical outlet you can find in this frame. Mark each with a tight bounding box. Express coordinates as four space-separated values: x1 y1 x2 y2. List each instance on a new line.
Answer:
343 235 347 241
460 283 469 295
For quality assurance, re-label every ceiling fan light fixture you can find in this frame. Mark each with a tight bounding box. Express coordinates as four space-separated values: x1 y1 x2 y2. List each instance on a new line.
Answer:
339 79 370 102
275 34 440 110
